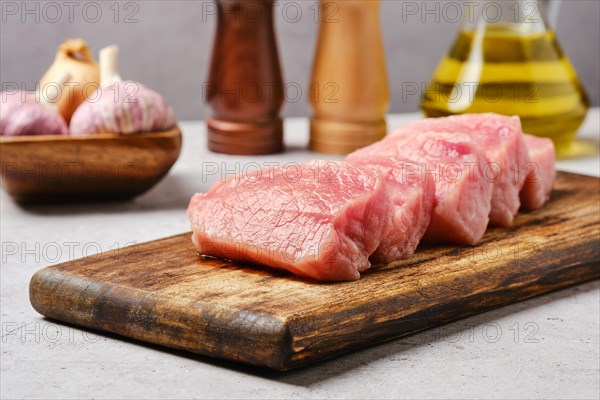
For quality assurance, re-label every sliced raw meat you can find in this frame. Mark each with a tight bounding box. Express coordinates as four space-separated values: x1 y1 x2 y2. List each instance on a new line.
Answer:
187 160 395 281
348 131 493 245
393 113 529 227
520 134 556 210
349 156 435 264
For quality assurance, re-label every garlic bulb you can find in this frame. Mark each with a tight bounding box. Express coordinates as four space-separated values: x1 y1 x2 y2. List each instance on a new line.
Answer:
39 39 100 124
70 46 175 135
1 73 70 136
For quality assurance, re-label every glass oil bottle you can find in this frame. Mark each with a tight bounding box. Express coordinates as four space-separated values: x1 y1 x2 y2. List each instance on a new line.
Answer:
421 0 589 156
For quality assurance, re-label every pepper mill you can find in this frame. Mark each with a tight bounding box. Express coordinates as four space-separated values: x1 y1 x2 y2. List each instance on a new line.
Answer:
309 0 390 154
205 0 284 155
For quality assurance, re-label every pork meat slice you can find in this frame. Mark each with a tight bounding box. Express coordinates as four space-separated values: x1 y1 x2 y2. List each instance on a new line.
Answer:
187 160 395 281
348 131 493 245
393 113 529 226
349 156 435 264
520 134 556 210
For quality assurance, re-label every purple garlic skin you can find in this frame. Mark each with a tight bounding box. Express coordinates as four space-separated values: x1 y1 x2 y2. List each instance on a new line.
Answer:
0 92 68 136
69 81 175 135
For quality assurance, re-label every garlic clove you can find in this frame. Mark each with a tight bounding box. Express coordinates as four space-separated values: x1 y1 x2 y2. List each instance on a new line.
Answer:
0 92 68 136
70 82 175 135
70 45 175 136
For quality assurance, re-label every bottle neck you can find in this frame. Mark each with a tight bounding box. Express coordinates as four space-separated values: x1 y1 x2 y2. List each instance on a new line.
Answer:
462 0 558 33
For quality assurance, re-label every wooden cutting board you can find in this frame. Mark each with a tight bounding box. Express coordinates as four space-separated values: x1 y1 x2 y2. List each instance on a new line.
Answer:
29 172 600 370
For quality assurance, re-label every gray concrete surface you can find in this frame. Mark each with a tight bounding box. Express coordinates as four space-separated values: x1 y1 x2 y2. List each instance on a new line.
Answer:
1 110 599 399
1 0 599 120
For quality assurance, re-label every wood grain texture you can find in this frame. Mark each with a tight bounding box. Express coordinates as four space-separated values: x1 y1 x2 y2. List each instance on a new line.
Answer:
0 127 182 204
29 172 600 370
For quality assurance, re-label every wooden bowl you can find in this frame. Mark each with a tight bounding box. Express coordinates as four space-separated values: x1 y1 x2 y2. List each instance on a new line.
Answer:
0 127 182 204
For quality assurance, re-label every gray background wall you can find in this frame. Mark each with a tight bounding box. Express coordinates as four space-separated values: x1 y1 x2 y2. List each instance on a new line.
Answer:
1 0 598 120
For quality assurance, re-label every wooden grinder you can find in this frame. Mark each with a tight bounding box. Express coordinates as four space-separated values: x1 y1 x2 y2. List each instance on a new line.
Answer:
205 0 284 155
309 0 390 154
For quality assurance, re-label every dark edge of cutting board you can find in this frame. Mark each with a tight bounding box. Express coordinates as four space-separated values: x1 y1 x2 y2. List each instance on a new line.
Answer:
29 172 600 370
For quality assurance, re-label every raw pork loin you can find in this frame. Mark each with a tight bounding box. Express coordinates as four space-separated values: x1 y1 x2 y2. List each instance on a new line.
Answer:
520 134 556 210
187 160 395 281
348 131 493 245
187 114 557 282
350 156 435 264
393 113 530 227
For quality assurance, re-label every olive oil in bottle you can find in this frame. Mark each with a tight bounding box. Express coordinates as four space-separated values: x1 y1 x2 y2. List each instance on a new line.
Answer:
421 2 589 156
